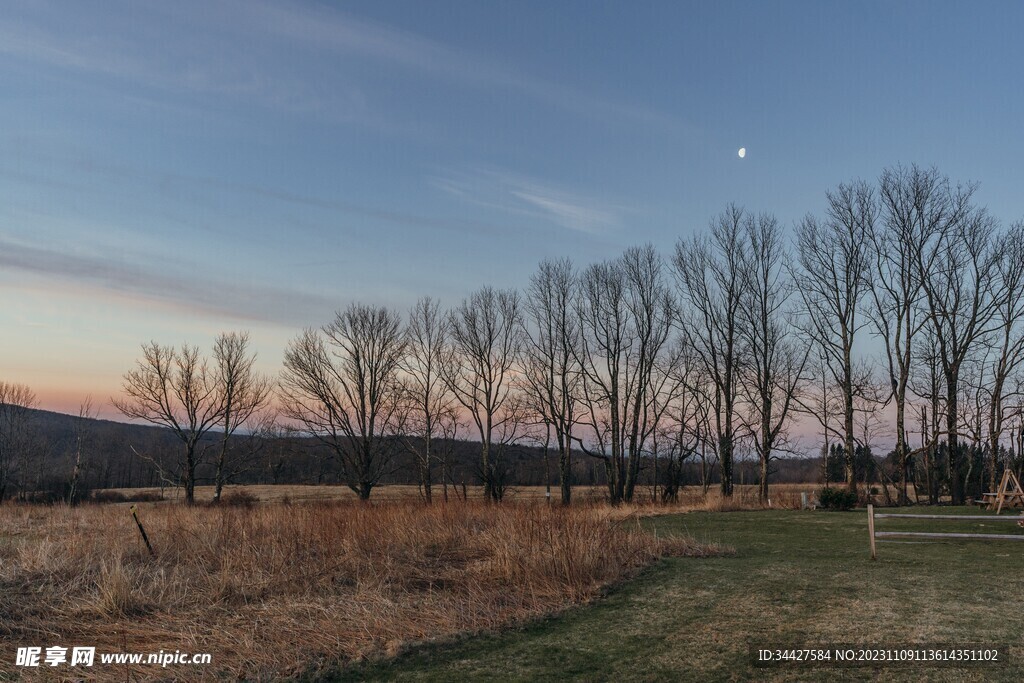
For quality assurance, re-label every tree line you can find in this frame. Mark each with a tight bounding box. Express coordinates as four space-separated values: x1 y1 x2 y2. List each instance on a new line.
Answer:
4 165 1024 506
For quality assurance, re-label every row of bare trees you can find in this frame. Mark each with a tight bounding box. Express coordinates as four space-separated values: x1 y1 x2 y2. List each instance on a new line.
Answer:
267 235 806 505
794 166 1024 504
0 382 38 501
105 164 1024 505
113 333 272 504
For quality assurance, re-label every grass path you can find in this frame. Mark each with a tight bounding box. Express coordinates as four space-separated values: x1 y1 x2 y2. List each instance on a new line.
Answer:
327 508 1024 682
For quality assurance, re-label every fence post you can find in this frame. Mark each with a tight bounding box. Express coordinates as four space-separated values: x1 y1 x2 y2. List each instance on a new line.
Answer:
867 503 876 560
130 504 155 557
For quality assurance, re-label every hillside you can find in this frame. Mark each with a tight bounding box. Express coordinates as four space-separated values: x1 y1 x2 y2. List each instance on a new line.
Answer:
5 406 825 501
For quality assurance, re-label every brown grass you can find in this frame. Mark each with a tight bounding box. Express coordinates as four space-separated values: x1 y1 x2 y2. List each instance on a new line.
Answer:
94 481 893 510
0 500 723 681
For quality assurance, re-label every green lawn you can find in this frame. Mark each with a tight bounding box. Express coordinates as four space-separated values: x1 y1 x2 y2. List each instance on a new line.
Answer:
323 508 1024 682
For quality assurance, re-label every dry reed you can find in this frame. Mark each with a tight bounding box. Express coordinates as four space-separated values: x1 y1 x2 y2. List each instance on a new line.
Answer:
0 500 722 680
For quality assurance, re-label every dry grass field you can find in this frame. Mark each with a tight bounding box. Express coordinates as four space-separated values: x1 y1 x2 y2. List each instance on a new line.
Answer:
96 481 866 509
0 498 724 681
2 482 942 681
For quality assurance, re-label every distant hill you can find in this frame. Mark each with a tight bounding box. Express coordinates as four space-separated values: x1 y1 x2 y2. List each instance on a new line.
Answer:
5 406 826 501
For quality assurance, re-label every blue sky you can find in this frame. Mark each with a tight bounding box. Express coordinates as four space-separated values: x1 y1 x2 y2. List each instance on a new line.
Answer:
2 0 1024 414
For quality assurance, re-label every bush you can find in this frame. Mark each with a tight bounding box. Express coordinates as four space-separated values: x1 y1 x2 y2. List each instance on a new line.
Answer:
91 490 165 504
219 489 259 507
818 487 858 511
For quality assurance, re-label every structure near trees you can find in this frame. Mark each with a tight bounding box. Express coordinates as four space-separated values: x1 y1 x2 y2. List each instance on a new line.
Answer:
867 505 1024 559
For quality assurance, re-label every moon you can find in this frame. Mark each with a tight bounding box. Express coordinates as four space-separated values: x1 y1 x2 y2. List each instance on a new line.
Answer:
738 147 746 158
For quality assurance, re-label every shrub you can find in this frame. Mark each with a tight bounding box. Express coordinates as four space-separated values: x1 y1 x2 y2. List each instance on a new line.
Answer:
91 490 165 504
818 487 858 511
219 489 259 507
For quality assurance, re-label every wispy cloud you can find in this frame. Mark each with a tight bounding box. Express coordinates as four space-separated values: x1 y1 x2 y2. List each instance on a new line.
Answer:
234 0 699 136
434 168 619 235
0 1 370 120
0 237 336 326
0 0 696 135
0 147 536 241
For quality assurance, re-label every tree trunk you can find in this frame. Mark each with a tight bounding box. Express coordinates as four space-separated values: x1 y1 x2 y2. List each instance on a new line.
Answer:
844 388 856 494
559 438 572 506
68 448 83 505
184 444 196 505
481 438 493 502
895 395 908 504
758 401 771 503
213 442 227 504
758 455 768 503
720 433 733 497
987 381 1004 494
946 372 963 505
422 433 433 504
623 437 641 503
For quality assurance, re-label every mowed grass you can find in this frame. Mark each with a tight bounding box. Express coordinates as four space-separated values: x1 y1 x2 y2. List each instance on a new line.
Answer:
335 507 1024 682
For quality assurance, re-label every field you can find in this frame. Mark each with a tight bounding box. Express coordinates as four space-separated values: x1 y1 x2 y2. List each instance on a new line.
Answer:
4 487 1020 682
0 496 719 681
340 507 1024 682
95 481 857 508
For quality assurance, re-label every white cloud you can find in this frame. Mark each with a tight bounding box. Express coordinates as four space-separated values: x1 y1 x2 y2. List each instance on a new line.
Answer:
0 236 336 326
0 0 696 136
435 168 618 235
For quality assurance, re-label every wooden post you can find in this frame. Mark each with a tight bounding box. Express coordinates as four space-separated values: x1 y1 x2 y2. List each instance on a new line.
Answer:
129 504 155 557
867 504 877 560
996 470 1024 515
996 470 1009 515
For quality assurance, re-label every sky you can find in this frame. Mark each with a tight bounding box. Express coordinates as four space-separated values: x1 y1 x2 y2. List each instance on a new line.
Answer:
2 0 1024 424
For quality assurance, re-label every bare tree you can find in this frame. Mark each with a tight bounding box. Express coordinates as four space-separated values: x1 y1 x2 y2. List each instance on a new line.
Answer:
436 409 462 501
916 191 1006 504
674 206 748 497
211 332 272 503
574 259 630 502
687 367 717 495
807 353 843 487
648 337 693 502
792 181 874 492
245 409 287 485
521 258 581 505
399 296 457 503
982 223 1024 491
910 327 945 503
739 212 809 502
0 381 37 501
620 246 678 502
574 246 676 503
442 287 522 502
852 369 889 493
67 395 97 504
864 165 937 502
113 343 222 504
279 304 406 500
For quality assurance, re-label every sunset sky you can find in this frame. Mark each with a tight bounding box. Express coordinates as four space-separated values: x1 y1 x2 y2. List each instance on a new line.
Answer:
3 0 1024 424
